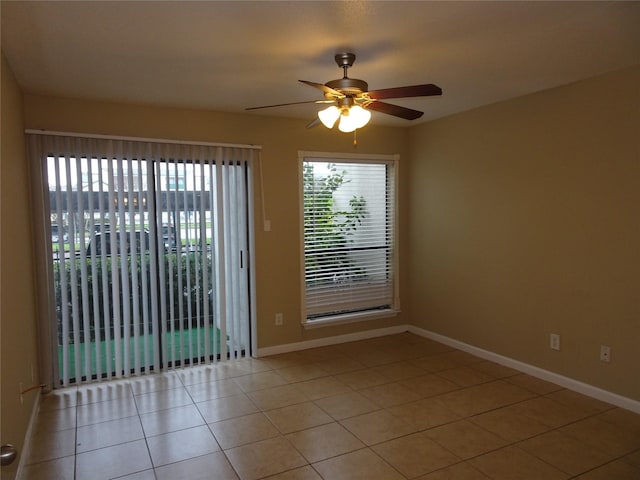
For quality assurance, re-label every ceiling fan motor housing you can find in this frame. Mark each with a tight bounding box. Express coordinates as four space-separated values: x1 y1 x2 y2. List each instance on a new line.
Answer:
324 52 369 98
325 77 369 97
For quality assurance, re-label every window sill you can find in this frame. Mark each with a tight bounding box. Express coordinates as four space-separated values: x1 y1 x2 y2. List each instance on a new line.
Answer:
302 308 399 330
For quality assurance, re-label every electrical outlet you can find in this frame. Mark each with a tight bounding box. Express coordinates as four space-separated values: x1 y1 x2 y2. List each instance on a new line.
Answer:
264 220 271 232
600 345 611 363
550 333 561 351
275 313 283 326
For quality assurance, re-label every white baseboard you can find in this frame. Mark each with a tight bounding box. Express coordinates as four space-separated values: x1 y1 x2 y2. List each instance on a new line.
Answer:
257 323 640 414
409 326 640 415
14 391 42 480
255 324 409 357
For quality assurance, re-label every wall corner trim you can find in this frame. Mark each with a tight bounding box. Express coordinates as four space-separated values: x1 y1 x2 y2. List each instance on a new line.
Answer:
13 392 42 479
409 326 640 415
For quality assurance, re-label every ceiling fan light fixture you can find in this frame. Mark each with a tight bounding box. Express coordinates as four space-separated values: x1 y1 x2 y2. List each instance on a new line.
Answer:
349 105 371 129
338 112 357 133
338 105 371 132
318 105 341 128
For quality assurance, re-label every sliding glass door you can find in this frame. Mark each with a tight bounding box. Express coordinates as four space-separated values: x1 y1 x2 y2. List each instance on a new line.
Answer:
32 135 253 386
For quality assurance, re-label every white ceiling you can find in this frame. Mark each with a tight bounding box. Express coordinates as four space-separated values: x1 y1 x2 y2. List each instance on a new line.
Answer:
2 1 639 127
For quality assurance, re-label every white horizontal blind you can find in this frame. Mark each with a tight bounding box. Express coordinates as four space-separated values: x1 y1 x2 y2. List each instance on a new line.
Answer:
303 156 396 320
29 134 252 386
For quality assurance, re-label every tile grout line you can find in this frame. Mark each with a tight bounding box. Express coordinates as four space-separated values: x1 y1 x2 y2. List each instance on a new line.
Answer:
129 379 158 479
74 387 79 480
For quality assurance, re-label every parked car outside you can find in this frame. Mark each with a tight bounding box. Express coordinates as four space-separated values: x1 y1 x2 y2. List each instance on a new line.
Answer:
162 224 177 249
86 230 153 256
51 225 68 243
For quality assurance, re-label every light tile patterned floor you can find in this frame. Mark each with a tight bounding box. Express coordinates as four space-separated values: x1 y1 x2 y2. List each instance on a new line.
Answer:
22 333 640 479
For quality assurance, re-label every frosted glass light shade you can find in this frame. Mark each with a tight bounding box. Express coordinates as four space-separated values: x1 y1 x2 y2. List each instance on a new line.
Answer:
318 106 341 128
338 105 371 132
338 113 357 133
350 105 371 129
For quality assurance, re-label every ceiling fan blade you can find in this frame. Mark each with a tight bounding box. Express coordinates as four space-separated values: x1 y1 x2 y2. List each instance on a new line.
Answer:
367 101 424 120
306 118 321 129
299 80 345 98
367 83 442 100
245 99 334 111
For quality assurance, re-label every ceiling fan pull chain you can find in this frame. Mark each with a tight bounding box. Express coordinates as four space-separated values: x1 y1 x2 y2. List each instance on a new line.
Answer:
353 129 357 147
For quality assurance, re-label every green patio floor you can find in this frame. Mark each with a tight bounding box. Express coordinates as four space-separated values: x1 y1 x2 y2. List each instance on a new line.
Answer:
58 326 222 380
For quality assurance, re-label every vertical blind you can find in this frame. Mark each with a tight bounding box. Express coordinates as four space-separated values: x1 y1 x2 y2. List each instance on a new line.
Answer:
302 155 397 320
29 134 253 386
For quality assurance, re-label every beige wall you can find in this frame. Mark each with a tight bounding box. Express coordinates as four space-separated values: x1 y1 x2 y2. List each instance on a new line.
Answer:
22 94 412 349
408 65 640 401
4 60 638 478
1 53 40 479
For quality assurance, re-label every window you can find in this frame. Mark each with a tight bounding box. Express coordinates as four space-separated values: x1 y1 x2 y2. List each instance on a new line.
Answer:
29 133 255 386
300 152 398 325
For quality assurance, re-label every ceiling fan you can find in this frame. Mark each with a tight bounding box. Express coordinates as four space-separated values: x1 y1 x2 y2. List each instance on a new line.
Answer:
246 52 442 132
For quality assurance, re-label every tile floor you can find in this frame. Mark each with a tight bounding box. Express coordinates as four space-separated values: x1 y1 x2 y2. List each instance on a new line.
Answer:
22 333 640 479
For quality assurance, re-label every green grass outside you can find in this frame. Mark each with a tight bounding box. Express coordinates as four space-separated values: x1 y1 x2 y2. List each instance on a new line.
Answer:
58 326 222 380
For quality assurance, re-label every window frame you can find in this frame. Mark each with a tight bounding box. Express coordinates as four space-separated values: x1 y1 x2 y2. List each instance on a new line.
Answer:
298 151 400 328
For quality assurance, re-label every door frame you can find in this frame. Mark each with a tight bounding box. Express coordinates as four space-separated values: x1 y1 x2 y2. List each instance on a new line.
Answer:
27 131 259 388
